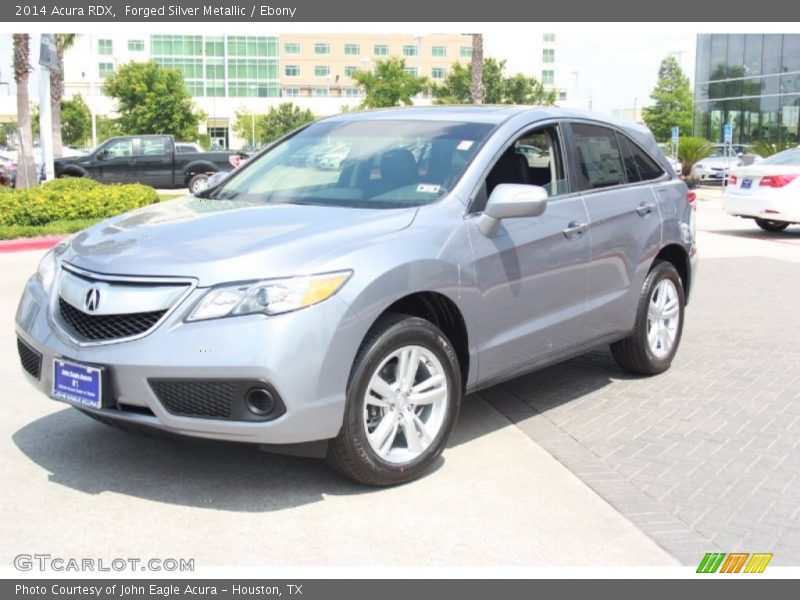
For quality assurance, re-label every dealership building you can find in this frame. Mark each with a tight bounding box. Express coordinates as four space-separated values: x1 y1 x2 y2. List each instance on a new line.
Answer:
694 34 800 145
50 32 567 149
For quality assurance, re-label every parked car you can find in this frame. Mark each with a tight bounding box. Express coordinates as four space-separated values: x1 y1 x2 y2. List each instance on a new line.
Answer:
16 107 697 486
53 135 243 193
0 155 16 187
723 146 800 231
691 144 762 182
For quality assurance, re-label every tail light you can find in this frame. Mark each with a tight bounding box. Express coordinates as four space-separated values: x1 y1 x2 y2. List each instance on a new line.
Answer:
228 155 242 169
759 174 798 188
728 174 737 185
687 190 697 209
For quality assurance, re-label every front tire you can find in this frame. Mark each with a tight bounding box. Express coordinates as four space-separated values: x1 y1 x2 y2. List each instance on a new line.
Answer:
755 219 789 232
328 314 462 486
611 261 685 375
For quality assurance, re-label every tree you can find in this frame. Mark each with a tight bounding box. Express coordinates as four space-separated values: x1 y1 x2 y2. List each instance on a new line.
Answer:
232 103 316 146
103 61 204 140
470 34 484 104
51 34 77 157
433 58 555 106
95 115 120 144
642 55 693 143
13 34 37 189
33 94 92 147
351 57 427 109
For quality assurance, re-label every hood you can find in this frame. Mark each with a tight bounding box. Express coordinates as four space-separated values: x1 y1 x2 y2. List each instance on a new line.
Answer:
63 196 418 286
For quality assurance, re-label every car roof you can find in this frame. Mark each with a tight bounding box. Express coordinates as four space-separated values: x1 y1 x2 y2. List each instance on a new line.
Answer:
322 105 653 133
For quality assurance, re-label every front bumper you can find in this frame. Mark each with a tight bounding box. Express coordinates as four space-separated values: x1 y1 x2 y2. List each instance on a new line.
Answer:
15 273 365 445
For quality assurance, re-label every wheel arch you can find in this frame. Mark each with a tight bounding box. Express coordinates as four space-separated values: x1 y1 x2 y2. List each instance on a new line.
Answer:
183 160 219 182
654 243 691 303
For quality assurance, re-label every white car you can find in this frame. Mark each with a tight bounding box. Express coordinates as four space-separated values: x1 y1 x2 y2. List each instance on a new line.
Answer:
657 144 683 175
723 147 800 231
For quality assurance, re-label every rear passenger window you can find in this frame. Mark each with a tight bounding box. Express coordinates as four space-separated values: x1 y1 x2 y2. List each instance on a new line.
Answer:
616 134 664 182
571 123 625 190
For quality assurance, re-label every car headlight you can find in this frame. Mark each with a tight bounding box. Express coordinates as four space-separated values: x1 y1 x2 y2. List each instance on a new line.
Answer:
35 249 57 295
694 163 704 170
186 271 352 322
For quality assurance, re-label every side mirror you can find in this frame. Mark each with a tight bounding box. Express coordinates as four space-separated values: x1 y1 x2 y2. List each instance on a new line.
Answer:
477 183 548 237
96 149 108 161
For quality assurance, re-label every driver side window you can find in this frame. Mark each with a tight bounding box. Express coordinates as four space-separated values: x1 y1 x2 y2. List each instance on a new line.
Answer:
473 124 567 212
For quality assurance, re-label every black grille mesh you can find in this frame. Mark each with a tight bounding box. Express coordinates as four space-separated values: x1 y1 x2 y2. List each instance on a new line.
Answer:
17 337 42 379
58 297 166 341
149 380 237 418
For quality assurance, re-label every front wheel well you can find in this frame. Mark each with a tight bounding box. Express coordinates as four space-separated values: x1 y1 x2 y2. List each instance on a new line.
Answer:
375 292 470 391
654 244 690 301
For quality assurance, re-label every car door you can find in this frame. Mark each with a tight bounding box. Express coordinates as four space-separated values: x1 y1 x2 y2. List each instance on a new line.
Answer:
91 137 134 183
133 136 174 187
465 122 592 383
566 121 664 338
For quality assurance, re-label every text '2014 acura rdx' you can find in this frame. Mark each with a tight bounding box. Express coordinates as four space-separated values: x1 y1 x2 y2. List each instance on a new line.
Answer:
16 107 697 485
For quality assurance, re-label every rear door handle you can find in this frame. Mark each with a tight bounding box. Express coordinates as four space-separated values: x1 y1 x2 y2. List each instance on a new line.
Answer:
563 221 588 239
637 201 656 216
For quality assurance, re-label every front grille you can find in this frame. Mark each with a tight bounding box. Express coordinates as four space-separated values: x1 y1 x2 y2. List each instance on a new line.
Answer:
58 297 166 342
17 337 42 379
150 380 237 418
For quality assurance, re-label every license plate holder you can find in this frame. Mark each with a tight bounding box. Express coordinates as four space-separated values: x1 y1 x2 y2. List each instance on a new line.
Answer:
52 358 105 409
741 179 753 189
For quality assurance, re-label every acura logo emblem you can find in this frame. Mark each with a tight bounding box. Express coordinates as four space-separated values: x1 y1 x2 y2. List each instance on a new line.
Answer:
84 288 100 312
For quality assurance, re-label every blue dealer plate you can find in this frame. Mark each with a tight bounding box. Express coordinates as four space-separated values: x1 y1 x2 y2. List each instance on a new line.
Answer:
741 179 753 189
52 359 103 409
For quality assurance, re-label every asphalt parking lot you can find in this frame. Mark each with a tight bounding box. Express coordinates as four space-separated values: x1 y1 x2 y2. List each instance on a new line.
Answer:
1 187 798 569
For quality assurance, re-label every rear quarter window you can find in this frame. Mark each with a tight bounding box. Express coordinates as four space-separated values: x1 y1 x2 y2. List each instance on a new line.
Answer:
616 133 665 182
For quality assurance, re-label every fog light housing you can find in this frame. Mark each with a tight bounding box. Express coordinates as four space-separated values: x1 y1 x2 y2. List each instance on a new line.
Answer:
245 387 277 416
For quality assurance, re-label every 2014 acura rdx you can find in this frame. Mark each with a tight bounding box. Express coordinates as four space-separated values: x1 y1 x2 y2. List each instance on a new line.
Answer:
16 107 697 485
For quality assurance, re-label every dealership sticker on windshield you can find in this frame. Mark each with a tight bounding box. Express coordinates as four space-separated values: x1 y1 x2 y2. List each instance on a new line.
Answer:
457 140 474 151
417 184 441 194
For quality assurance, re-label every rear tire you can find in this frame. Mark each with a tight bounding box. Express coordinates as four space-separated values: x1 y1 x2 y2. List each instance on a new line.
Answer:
755 219 789 232
327 314 462 486
188 173 210 194
611 261 685 375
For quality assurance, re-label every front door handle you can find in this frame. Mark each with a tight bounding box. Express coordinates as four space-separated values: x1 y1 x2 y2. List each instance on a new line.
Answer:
637 201 656 216
563 221 588 239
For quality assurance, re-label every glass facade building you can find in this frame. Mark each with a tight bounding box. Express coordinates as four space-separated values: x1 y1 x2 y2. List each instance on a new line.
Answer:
150 34 280 98
694 34 800 144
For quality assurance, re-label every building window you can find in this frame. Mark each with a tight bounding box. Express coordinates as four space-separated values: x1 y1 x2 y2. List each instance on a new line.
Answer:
460 46 472 58
226 36 278 58
431 46 446 57
404 67 419 76
284 42 300 54
226 58 278 80
315 65 331 77
542 48 555 63
541 70 555 86
284 65 300 77
403 45 418 57
204 37 224 57
431 67 446 79
98 39 113 55
228 82 280 97
128 39 144 52
373 44 389 56
314 87 329 97
345 88 361 97
344 43 360 56
543 33 556 43
98 62 114 78
151 35 204 56
205 61 224 80
344 65 358 77
284 87 300 97
314 42 331 55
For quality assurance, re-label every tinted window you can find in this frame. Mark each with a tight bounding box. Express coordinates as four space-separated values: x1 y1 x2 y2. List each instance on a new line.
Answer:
616 134 664 182
104 139 133 158
571 123 625 190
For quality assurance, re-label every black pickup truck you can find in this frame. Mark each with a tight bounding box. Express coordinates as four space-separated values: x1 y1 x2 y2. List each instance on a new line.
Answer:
53 134 243 193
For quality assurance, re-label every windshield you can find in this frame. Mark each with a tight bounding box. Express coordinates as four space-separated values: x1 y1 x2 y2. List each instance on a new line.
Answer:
210 119 494 208
760 147 800 166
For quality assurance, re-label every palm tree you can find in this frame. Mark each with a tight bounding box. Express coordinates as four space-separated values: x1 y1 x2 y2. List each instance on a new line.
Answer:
13 33 37 189
470 33 484 105
51 34 77 158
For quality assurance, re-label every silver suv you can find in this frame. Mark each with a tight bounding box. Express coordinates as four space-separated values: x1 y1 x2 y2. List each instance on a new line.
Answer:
16 107 697 485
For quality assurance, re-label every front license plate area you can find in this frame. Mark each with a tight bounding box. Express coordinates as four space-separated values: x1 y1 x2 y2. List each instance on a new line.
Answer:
52 359 104 409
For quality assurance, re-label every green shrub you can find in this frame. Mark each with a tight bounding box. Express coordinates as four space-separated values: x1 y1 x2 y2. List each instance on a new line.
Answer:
750 138 797 158
678 137 714 176
0 178 160 227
